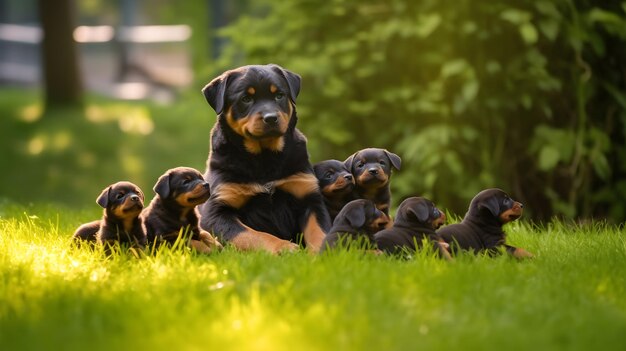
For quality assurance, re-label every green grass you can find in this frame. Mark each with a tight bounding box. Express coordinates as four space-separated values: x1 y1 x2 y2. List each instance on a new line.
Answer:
1 203 625 351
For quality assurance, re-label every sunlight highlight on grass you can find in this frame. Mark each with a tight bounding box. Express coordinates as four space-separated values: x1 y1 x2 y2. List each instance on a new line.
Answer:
86 104 154 135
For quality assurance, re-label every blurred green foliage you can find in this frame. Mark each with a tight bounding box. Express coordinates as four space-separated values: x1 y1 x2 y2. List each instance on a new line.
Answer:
210 0 626 221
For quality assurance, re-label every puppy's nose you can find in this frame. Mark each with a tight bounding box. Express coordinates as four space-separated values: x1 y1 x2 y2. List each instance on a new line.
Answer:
130 195 140 202
263 112 279 125
518 202 524 209
368 168 378 175
202 182 210 189
344 174 353 181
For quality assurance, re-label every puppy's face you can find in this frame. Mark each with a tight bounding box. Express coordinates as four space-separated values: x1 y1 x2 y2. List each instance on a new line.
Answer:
396 197 446 229
345 148 401 189
97 181 144 219
313 160 355 197
470 188 524 223
154 167 210 207
202 65 301 152
336 199 389 234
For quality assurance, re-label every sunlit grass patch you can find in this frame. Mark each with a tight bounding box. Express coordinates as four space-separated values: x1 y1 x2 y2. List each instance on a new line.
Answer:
1 205 625 351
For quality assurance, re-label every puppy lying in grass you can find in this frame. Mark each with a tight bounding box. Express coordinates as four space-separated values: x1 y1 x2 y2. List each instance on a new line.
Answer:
375 197 451 260
320 199 389 253
437 188 533 259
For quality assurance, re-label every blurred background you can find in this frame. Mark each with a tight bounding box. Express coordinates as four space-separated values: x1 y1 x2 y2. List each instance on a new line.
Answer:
0 0 625 222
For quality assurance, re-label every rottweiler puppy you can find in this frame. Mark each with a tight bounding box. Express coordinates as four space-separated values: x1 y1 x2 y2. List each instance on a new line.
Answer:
437 188 533 259
72 181 146 250
313 159 355 223
198 64 330 254
142 167 222 254
375 197 451 260
344 148 401 216
320 199 389 253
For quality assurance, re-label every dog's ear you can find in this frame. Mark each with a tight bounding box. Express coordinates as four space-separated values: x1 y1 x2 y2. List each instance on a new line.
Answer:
343 151 359 172
269 64 301 103
384 150 402 170
478 197 501 217
345 206 367 228
202 73 230 115
153 172 171 199
407 202 430 223
96 186 111 208
136 187 145 202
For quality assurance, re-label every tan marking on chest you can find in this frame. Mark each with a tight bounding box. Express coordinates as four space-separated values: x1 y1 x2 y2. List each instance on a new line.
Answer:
274 173 319 199
213 183 270 209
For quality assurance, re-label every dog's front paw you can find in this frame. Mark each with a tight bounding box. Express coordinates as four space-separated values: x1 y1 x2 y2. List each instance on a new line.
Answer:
513 248 534 259
271 240 299 254
199 230 224 252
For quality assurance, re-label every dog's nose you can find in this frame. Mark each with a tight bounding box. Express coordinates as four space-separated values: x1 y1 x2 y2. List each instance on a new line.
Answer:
202 182 210 189
519 202 524 209
368 168 378 175
263 113 279 125
344 174 353 181
130 195 140 202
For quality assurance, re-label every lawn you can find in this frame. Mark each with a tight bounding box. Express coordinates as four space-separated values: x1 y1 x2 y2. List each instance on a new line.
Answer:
1 203 625 351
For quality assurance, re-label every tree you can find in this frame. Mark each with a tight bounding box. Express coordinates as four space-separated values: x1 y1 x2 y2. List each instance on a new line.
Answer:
37 0 83 110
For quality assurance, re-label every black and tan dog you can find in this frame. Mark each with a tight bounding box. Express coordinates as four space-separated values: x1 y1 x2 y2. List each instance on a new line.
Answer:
320 199 389 253
437 188 533 259
73 181 146 250
198 64 330 254
142 167 222 254
375 197 451 260
313 159 355 223
345 148 401 216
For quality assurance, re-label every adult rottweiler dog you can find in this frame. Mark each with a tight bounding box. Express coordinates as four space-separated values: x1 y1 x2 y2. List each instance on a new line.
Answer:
344 148 401 216
313 159 355 223
73 181 146 250
142 167 222 254
199 64 330 254
320 199 389 253
375 197 451 260
437 188 533 259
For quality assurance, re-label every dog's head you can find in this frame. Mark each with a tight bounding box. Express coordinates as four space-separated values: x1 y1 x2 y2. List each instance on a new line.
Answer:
153 167 210 208
202 64 301 153
344 148 401 190
467 188 524 224
97 181 144 219
334 199 389 235
313 159 355 198
395 197 446 230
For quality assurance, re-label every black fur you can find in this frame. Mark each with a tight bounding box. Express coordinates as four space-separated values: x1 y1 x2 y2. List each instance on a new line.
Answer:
320 199 388 252
313 159 355 222
375 197 449 258
198 64 330 247
437 188 526 256
345 148 401 215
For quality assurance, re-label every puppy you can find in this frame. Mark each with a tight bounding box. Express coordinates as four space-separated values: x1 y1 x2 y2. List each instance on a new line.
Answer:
142 167 222 254
344 148 401 216
313 159 355 223
437 188 533 258
320 199 389 253
199 64 330 254
73 181 146 250
375 197 451 260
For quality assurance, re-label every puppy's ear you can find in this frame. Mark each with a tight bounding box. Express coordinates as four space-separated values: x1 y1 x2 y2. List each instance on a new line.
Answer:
345 207 367 228
136 187 145 201
269 64 301 102
153 173 171 199
202 73 231 115
344 151 358 172
384 150 402 170
407 202 430 223
478 197 500 217
96 187 111 208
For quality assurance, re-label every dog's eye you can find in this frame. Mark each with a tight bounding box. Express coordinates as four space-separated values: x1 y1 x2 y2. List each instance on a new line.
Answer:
183 178 191 185
356 162 364 168
433 208 440 217
116 192 124 200
324 171 333 179
379 160 386 166
241 95 253 104
275 93 285 101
